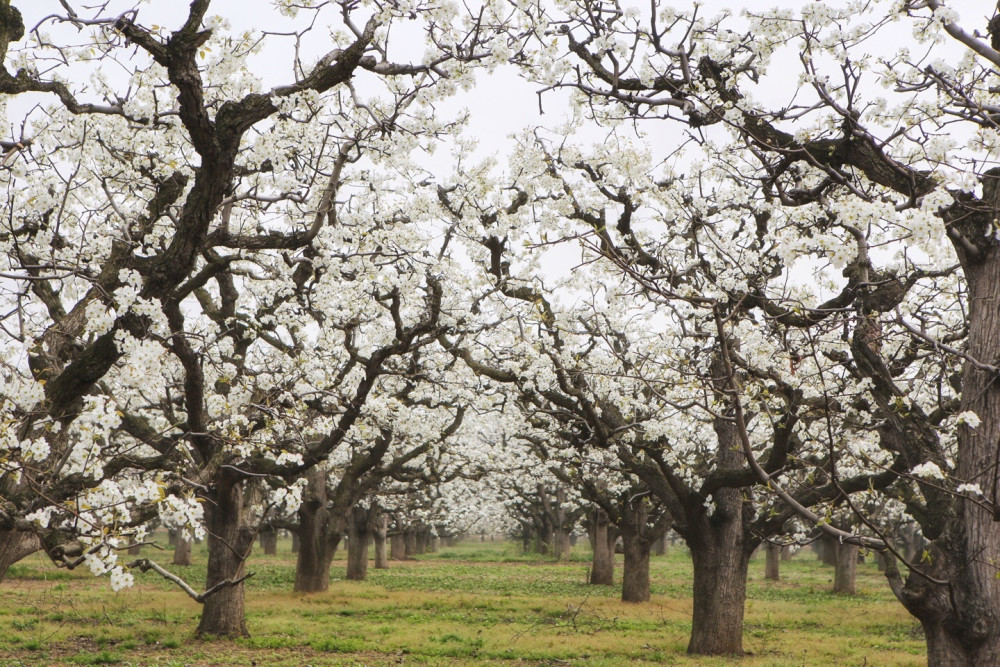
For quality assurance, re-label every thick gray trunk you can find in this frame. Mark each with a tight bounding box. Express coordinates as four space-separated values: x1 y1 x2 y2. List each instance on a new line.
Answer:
589 509 614 586
404 527 417 557
0 530 40 582
259 526 278 556
620 501 652 603
294 468 338 593
414 524 430 555
653 533 668 556
374 514 389 569
816 534 838 566
172 532 192 566
621 533 651 603
346 504 376 581
688 529 750 655
833 542 858 595
765 542 780 581
887 247 1000 663
390 531 406 560
197 476 254 638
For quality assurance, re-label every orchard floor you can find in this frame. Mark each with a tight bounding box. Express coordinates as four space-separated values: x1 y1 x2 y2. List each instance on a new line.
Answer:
0 538 924 666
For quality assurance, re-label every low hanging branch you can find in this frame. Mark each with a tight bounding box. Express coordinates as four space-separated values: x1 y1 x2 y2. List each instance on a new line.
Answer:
126 558 255 603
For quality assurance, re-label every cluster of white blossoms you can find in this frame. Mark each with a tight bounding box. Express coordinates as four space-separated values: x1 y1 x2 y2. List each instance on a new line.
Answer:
65 396 119 468
159 494 206 542
910 461 946 481
80 542 135 592
954 411 982 429
267 477 308 516
84 298 116 337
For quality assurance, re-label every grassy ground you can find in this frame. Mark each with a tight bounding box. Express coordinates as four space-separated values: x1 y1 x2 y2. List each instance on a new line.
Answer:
0 537 925 666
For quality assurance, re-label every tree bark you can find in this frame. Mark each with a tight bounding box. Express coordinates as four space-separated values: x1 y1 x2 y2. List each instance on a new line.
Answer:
172 532 192 566
374 513 389 569
0 530 40 582
290 531 300 554
781 545 792 561
588 509 614 586
404 527 417 557
687 523 750 655
555 528 571 560
553 486 569 560
197 475 255 638
765 542 780 581
390 523 407 560
833 542 858 595
346 504 375 581
259 526 278 556
621 534 651 603
414 524 430 555
653 533 668 556
619 501 653 603
816 534 838 566
294 468 340 593
880 246 1000 664
681 404 753 656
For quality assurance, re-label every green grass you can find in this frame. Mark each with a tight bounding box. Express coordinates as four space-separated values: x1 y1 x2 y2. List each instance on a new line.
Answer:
0 535 925 666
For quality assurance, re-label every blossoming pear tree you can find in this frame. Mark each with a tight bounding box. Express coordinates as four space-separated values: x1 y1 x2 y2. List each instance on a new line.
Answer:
507 0 1000 661
0 0 511 638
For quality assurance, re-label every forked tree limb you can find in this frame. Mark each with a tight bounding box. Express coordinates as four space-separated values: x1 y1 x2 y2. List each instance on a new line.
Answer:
126 558 254 603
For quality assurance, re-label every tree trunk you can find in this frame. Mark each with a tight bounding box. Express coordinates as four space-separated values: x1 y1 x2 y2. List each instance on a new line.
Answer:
390 530 406 561
346 505 375 581
172 532 192 566
687 525 750 655
0 530 40 582
128 542 142 556
833 542 858 594
816 534 838 566
781 546 792 561
294 468 339 593
588 509 614 586
414 524 430 555
197 475 255 638
653 533 668 556
621 533 651 602
619 501 653 603
290 530 300 553
259 526 278 556
167 529 178 547
553 486 569 560
374 514 389 569
765 542 780 581
870 246 997 662
404 527 417 557
685 407 751 656
533 526 546 555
